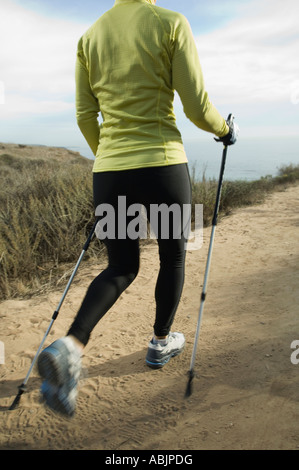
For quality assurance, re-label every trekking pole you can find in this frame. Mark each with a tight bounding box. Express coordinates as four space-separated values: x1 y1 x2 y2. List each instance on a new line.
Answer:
185 114 234 398
9 217 99 411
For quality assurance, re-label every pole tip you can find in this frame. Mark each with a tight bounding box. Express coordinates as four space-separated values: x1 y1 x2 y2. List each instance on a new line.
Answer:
8 384 26 411
9 393 21 411
185 370 195 398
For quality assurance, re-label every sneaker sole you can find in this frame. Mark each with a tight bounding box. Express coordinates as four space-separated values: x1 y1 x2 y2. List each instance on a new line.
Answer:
47 395 74 417
146 346 185 369
37 347 66 386
41 382 76 417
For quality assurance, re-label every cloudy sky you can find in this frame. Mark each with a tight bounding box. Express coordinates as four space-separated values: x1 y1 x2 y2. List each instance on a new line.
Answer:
0 0 298 165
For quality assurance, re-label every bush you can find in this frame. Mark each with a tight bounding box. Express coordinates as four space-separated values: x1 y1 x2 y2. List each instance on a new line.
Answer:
0 158 103 299
1 151 299 301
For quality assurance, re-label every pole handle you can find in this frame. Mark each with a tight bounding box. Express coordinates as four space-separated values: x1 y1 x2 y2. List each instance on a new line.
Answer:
226 113 234 126
214 113 235 144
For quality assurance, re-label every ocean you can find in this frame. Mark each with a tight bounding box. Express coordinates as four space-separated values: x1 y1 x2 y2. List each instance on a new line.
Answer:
72 135 299 182
184 136 299 182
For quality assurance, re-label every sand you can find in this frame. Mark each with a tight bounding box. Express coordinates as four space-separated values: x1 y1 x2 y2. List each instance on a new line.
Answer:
0 184 299 451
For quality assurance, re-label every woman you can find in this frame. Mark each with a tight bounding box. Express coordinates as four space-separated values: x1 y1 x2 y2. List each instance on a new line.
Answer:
37 0 238 416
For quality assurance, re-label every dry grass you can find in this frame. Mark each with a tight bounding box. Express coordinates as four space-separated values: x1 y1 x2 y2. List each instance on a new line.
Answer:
1 143 298 300
0 144 103 299
191 163 299 226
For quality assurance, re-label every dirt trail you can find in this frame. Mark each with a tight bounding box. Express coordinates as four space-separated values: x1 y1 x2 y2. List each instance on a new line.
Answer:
1 184 299 450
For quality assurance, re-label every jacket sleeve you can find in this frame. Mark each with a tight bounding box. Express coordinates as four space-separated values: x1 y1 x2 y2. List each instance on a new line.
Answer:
75 38 101 156
172 15 229 138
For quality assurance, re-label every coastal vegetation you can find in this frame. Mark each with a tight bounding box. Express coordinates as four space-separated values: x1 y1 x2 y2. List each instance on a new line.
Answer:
1 143 298 300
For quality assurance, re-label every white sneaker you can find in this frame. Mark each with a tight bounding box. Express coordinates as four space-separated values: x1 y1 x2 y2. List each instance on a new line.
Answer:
37 336 82 416
145 332 185 369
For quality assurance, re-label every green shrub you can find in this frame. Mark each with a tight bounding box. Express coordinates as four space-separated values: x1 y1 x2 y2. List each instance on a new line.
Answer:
0 152 299 300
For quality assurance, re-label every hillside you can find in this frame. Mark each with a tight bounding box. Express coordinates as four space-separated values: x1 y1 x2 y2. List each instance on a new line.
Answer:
0 142 92 169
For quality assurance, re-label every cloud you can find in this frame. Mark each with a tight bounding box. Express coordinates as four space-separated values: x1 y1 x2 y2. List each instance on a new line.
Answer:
3 94 74 116
195 0 299 105
0 0 89 118
0 0 298 144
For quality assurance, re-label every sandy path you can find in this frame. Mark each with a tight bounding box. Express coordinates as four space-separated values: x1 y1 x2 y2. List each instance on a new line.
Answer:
0 184 298 450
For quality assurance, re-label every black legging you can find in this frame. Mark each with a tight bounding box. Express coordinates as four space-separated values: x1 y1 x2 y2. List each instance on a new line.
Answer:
67 163 192 346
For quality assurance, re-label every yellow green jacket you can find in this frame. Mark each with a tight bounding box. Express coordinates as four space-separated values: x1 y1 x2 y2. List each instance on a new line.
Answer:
75 0 229 172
